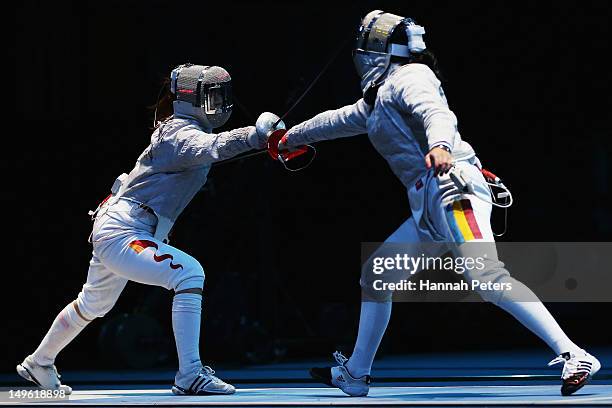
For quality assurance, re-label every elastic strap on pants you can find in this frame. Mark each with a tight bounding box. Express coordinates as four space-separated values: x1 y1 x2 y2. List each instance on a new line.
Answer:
175 275 204 293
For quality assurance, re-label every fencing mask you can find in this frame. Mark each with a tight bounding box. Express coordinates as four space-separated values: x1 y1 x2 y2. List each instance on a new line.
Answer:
170 64 233 129
353 10 426 95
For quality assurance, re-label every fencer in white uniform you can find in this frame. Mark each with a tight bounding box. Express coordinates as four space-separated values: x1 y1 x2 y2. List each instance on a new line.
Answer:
279 11 601 397
17 64 283 396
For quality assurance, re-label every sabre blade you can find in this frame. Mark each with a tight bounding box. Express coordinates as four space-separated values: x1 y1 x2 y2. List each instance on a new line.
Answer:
273 35 352 129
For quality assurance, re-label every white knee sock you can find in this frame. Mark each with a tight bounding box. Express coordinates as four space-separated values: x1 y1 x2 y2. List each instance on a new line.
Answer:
346 301 392 378
172 293 203 376
498 281 581 355
31 302 90 366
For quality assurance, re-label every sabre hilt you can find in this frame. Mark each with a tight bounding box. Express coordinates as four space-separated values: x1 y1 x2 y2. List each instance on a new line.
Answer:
267 129 316 172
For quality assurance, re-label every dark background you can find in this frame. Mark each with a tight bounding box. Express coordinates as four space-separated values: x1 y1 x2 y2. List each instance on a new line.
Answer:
9 0 611 371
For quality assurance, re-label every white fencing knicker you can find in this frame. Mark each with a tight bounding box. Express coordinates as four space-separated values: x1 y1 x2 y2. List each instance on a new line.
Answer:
76 199 205 321
361 157 537 305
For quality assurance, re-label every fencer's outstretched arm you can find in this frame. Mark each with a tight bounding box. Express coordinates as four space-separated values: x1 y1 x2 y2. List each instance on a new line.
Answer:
282 99 370 146
176 124 263 166
393 65 458 152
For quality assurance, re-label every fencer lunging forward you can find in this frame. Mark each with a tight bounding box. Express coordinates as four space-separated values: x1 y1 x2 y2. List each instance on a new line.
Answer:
277 11 600 397
17 64 282 396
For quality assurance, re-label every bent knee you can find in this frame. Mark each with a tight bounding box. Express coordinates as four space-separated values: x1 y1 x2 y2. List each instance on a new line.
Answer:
76 291 118 320
472 272 515 305
360 277 393 302
174 260 205 292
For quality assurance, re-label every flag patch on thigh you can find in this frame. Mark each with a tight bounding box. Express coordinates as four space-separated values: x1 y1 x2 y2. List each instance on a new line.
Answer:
445 199 483 243
128 240 183 270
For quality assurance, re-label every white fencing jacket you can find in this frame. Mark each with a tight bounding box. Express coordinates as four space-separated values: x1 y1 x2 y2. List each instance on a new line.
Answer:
104 118 258 237
285 63 476 188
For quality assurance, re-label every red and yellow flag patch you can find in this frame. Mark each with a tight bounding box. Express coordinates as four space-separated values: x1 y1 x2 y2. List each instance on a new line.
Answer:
128 240 183 270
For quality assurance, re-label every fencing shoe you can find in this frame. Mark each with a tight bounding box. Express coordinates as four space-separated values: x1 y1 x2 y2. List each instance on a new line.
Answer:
172 366 235 395
16 355 72 394
310 351 371 397
548 350 601 396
